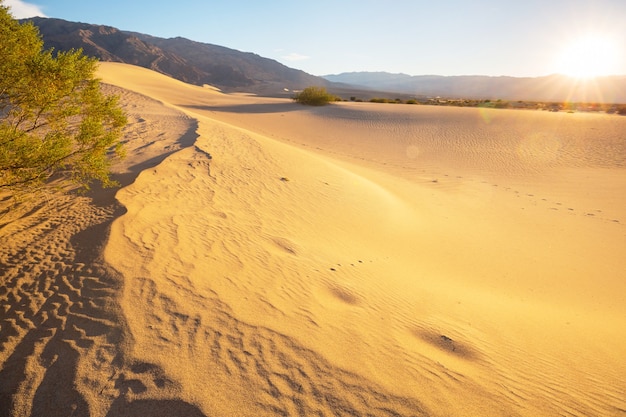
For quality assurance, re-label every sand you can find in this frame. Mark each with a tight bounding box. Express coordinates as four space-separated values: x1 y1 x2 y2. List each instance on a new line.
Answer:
1 62 625 416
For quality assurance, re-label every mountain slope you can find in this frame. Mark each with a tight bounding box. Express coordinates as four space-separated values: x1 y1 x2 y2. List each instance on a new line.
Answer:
324 72 626 103
21 17 626 102
23 17 328 95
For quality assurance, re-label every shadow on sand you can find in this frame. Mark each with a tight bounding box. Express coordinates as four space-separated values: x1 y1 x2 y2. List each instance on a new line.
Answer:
181 101 310 115
106 398 207 417
0 115 207 416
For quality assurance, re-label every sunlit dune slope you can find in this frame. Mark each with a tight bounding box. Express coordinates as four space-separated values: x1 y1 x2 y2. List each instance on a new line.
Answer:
97 62 625 416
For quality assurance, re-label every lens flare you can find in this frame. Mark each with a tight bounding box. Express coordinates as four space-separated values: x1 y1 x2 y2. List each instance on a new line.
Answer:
478 106 496 124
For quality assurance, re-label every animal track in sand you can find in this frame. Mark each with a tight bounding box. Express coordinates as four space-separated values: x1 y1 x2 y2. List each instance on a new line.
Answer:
423 168 625 224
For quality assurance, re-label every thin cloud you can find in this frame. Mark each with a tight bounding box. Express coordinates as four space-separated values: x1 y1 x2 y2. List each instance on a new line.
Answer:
4 0 47 18
281 53 310 62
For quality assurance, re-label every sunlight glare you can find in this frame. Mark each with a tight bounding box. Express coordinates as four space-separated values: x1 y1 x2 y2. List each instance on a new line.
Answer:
555 35 619 78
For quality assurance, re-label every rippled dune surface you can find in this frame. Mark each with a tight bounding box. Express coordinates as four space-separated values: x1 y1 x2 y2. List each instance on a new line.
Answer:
1 62 625 416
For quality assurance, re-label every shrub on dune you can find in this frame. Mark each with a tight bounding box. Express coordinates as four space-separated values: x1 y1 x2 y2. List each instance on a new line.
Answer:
0 5 127 195
293 86 340 106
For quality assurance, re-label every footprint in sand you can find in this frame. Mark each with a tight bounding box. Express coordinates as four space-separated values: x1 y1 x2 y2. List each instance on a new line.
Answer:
412 328 480 360
327 284 361 306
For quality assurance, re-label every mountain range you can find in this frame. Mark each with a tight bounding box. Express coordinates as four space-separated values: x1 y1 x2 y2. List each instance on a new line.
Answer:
323 72 626 103
22 17 626 103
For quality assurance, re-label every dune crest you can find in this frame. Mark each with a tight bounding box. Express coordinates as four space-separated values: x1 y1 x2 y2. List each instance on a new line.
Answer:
0 85 204 416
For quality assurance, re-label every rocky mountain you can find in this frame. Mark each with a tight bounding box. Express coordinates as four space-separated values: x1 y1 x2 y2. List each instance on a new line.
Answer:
324 72 626 103
22 17 329 96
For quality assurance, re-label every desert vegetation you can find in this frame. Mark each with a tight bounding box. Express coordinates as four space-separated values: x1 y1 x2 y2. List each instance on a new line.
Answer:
0 6 126 196
347 93 626 113
293 86 341 106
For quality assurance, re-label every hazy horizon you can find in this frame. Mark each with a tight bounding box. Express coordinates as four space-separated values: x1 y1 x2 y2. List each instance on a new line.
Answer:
322 70 626 79
4 0 626 79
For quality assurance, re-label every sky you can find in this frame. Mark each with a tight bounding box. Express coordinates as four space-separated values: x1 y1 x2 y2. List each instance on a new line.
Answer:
4 0 626 78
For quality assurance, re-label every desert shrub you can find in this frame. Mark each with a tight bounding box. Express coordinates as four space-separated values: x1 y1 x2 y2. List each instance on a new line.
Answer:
293 86 339 106
0 5 126 194
494 100 510 109
616 105 626 115
369 97 406 104
406 99 418 105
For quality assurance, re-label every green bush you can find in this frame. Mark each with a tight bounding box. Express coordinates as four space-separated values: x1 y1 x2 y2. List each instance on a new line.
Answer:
293 86 340 106
1 5 126 193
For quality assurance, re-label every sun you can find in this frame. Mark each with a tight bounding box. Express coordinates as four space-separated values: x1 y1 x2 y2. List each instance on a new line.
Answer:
555 35 620 79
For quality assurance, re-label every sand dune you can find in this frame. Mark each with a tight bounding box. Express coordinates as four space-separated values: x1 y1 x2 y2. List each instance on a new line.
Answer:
1 62 625 416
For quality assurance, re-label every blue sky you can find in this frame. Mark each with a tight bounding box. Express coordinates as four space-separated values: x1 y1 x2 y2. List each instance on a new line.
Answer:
4 0 626 77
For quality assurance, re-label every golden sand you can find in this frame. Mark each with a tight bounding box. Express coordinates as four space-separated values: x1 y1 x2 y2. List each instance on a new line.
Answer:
1 62 625 416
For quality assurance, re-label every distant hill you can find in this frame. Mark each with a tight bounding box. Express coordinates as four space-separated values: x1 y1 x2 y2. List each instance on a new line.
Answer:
20 17 626 103
22 17 329 96
324 72 626 103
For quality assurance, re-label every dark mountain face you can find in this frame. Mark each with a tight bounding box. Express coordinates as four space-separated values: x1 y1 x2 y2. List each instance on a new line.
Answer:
22 17 328 96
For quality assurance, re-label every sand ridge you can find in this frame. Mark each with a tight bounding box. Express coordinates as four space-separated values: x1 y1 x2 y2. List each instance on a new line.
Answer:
1 62 625 416
1 85 205 416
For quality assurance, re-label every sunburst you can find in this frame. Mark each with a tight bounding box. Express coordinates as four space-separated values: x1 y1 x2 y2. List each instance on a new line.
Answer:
554 35 620 79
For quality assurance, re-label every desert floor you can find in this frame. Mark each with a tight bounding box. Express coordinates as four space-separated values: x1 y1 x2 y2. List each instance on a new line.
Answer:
1 62 625 416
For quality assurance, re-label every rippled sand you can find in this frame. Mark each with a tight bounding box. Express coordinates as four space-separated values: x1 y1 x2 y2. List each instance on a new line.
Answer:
1 62 625 416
